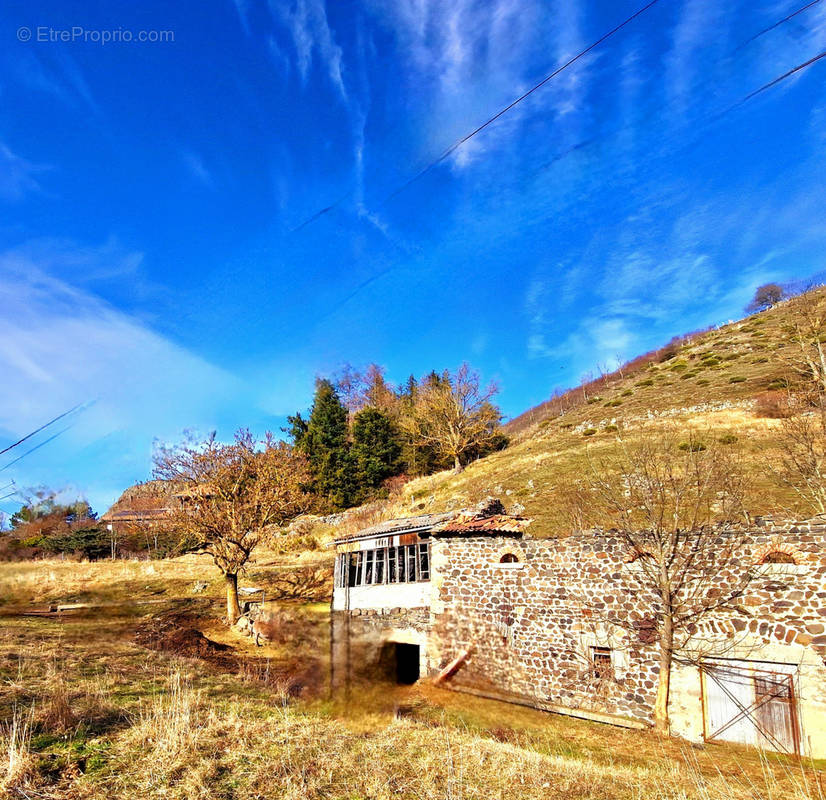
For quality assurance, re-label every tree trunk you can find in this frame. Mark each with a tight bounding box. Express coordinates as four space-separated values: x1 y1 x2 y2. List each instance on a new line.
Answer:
453 454 463 473
654 613 673 736
225 572 241 625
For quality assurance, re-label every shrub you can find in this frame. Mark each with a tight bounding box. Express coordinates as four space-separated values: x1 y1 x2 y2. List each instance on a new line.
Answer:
604 400 622 407
586 396 602 405
621 389 633 396
754 391 793 419
678 441 706 452
604 424 619 433
701 357 722 367
766 378 790 390
658 339 682 361
669 361 688 372
729 376 746 383
583 428 597 437
719 433 738 444
636 378 655 387
696 378 710 385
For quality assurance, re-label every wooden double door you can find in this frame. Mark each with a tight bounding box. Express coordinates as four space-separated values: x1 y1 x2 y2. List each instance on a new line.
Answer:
702 658 800 755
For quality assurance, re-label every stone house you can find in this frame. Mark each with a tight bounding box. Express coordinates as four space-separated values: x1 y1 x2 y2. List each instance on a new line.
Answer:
330 499 826 758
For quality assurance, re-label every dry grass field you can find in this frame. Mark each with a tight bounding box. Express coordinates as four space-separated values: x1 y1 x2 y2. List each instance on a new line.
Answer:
1 556 824 799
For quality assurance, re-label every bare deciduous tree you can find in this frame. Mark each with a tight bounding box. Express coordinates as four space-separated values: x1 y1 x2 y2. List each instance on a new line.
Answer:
781 292 826 401
746 282 785 313
403 364 502 472
562 431 751 735
774 407 826 514
154 430 313 623
768 293 826 514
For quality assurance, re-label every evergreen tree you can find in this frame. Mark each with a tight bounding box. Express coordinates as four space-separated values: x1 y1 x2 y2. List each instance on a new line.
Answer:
352 407 402 490
301 379 356 509
284 412 309 448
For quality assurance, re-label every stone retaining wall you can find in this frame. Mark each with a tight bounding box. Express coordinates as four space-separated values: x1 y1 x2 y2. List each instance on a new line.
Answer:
428 521 826 752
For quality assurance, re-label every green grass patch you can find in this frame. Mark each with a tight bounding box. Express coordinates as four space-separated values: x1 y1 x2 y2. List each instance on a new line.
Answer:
678 441 707 452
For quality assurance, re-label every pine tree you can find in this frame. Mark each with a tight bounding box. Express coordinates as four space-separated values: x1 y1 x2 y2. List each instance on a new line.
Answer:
301 379 356 509
352 407 402 490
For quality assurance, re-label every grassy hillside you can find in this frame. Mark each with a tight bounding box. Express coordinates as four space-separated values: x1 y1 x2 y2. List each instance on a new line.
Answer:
363 289 823 535
1 558 821 799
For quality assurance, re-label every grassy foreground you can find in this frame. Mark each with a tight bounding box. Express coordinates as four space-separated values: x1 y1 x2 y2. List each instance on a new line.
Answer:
0 557 823 799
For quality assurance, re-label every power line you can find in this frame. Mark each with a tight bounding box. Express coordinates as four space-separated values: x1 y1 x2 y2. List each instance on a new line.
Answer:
293 3 826 324
532 42 826 182
739 50 826 105
0 425 75 473
736 0 823 50
0 403 86 457
291 0 664 232
385 0 664 203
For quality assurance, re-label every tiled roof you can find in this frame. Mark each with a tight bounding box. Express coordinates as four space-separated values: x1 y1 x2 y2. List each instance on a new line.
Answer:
334 497 530 543
432 513 531 535
334 511 456 543
101 508 172 522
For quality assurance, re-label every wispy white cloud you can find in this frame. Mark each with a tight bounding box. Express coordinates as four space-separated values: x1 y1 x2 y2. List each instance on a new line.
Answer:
664 0 735 123
269 0 347 100
182 151 215 188
0 142 49 202
233 0 253 35
369 0 590 170
12 50 100 117
267 34 292 80
0 246 245 511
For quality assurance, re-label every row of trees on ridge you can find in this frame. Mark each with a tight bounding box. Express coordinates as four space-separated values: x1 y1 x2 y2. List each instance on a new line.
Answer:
285 363 506 510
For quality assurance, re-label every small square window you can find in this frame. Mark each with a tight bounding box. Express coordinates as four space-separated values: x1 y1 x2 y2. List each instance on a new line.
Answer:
591 646 612 679
418 542 430 581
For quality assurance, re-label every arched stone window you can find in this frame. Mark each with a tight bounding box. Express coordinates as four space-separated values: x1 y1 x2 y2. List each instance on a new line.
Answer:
754 539 805 566
761 551 797 565
495 547 523 566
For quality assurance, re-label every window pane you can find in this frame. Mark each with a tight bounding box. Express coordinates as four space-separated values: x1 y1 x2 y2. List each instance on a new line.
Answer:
592 647 612 679
418 542 430 580
408 546 417 582
364 550 374 585
388 547 397 583
398 547 407 582
375 548 385 584
355 552 363 586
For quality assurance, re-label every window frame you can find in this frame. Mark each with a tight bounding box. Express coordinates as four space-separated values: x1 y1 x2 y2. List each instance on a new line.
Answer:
336 540 432 588
591 646 613 680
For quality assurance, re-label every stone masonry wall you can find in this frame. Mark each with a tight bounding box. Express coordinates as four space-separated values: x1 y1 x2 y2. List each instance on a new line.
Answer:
330 606 430 688
429 521 826 735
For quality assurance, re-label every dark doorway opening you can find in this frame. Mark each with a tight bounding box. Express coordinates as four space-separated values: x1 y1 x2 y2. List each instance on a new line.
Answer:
395 643 420 684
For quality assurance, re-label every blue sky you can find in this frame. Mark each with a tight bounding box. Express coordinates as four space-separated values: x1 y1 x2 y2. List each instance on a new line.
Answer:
1 0 825 515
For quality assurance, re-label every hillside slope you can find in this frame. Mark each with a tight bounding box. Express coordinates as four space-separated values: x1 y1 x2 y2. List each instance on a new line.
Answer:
370 289 822 536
